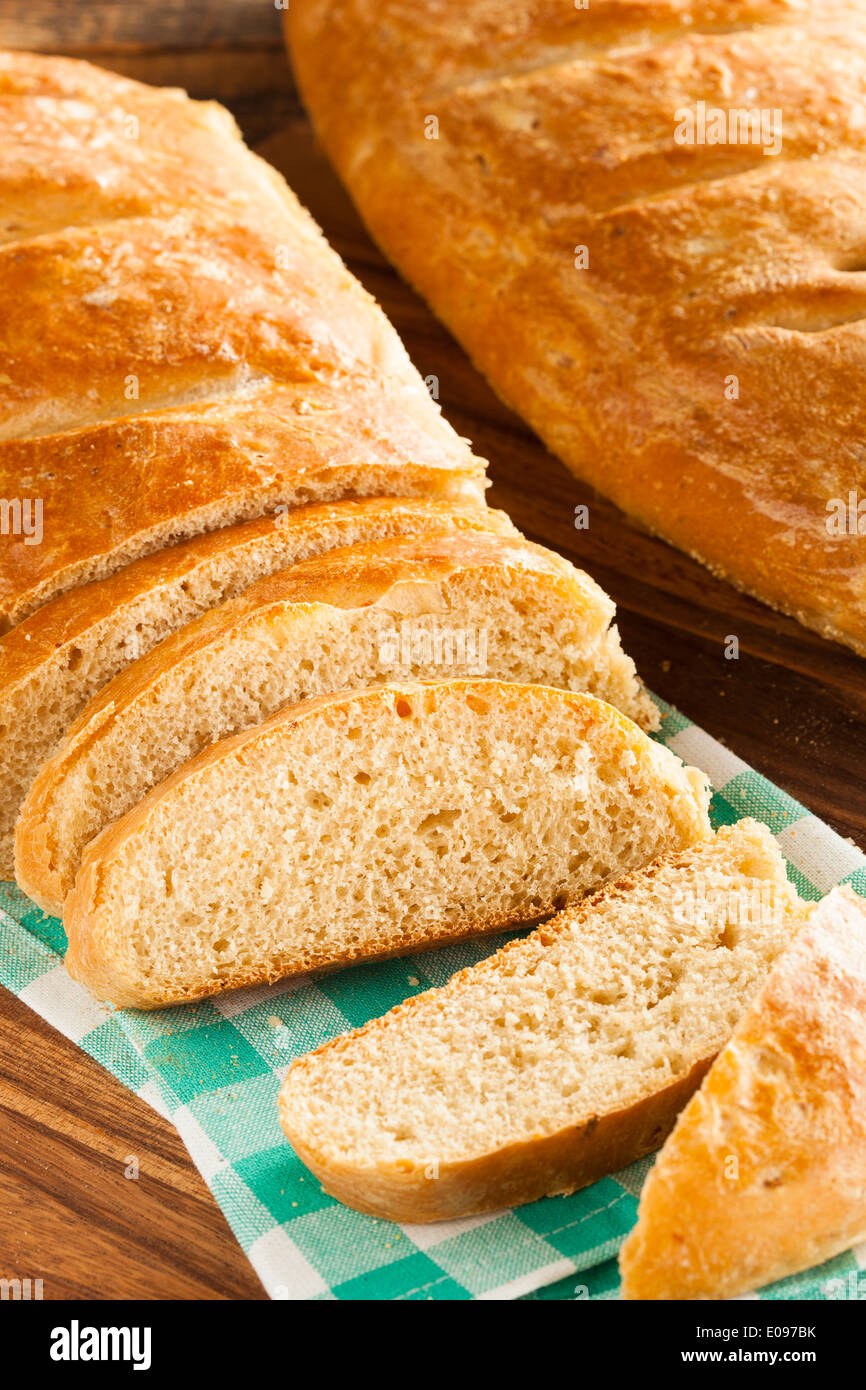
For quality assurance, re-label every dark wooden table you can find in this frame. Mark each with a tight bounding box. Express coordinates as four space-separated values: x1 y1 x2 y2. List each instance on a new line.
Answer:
2 0 865 1300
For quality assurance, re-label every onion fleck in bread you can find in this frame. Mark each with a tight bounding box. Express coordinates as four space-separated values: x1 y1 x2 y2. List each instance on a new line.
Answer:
278 820 804 1223
16 533 658 916
0 498 514 880
620 884 866 1300
286 1 866 654
0 50 486 628
63 680 711 1008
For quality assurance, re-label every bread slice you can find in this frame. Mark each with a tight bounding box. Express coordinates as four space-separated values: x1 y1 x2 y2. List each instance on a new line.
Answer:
0 498 512 880
63 680 711 1008
278 820 804 1223
16 533 658 915
619 884 866 1300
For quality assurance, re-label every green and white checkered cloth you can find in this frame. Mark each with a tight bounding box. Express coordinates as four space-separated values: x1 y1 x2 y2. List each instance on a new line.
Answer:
2 696 865 1301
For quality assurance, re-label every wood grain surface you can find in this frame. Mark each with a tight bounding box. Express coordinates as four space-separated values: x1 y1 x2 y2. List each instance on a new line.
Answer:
1 0 864 1301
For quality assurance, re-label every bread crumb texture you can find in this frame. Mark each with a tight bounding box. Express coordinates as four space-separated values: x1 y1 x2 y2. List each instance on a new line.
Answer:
63 680 709 1007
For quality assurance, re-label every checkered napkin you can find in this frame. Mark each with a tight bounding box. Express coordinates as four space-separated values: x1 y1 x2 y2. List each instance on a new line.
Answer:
3 696 866 1301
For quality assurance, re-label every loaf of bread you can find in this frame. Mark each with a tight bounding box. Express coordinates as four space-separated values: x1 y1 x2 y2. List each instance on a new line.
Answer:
619 884 866 1300
0 50 486 628
63 680 711 1007
286 2 866 654
0 498 513 879
278 820 803 1223
16 533 657 914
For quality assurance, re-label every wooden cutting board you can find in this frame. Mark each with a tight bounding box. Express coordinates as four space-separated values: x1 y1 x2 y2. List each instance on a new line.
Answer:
2 0 865 1300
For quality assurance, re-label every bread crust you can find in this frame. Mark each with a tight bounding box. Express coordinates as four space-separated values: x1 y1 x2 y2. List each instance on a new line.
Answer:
62 680 710 1006
0 49 309 245
0 375 486 630
286 0 866 654
282 1056 713 1224
619 885 866 1299
0 50 486 626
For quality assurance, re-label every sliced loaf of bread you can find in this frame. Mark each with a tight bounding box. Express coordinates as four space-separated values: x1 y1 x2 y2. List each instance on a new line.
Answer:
63 680 711 1008
278 820 805 1223
0 498 513 879
0 54 488 628
16 533 657 915
620 885 866 1300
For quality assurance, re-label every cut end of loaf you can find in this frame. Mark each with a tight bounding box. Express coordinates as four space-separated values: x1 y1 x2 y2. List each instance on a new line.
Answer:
62 680 710 1008
278 819 805 1223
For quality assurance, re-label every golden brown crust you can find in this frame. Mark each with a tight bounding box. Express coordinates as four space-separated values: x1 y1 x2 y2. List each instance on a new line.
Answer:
62 680 710 1006
619 885 866 1299
0 215 407 442
287 0 866 653
0 50 486 626
282 1058 713 1224
0 50 308 244
0 379 486 629
0 499 512 692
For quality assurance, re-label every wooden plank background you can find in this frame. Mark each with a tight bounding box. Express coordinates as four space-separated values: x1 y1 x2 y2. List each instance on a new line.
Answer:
1 0 865 1299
